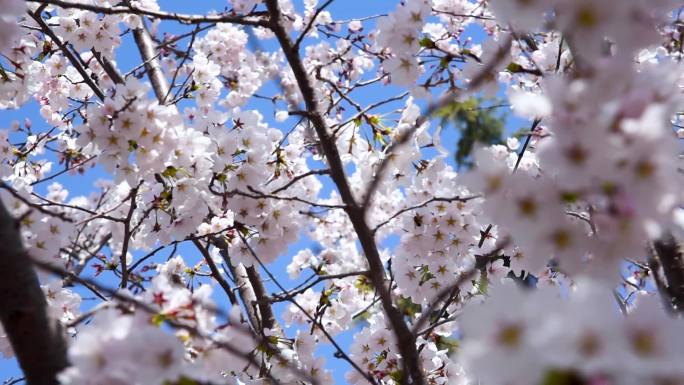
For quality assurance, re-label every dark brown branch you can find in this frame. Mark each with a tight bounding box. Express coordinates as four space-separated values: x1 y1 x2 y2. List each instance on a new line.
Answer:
652 233 684 313
92 51 125 85
263 2 426 383
513 118 541 172
0 182 74 223
372 195 480 234
647 247 673 313
119 187 138 288
226 256 261 331
270 169 330 194
238 234 375 385
63 233 112 287
245 266 278 330
192 239 238 306
212 237 282 337
163 25 201 104
29 11 105 100
268 270 369 303
293 0 335 50
238 186 344 209
26 0 268 27
0 197 68 385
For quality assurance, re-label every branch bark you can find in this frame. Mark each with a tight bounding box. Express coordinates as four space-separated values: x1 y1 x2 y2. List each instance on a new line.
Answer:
652 233 684 313
0 197 68 385
127 7 282 338
263 2 425 384
245 265 279 330
192 239 238 306
29 11 105 101
125 8 171 104
216 244 281 334
27 0 268 27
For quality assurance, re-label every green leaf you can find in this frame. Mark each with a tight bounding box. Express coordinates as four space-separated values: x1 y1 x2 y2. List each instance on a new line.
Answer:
419 36 435 49
368 115 381 127
462 49 481 63
151 313 167 327
434 336 460 354
354 276 373 294
320 288 335 306
475 269 489 295
506 62 523 73
215 173 228 183
439 56 451 68
396 296 421 318
161 165 178 179
435 98 506 169
389 370 404 383
560 191 580 203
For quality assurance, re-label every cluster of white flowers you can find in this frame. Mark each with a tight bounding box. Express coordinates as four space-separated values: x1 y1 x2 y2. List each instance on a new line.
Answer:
347 313 469 385
0 183 77 268
392 162 486 304
0 0 23 50
47 8 122 53
0 34 43 109
58 308 188 385
465 0 684 282
76 78 210 184
0 1 683 385
204 112 320 265
192 23 273 108
282 276 375 336
376 0 432 87
59 256 263 385
460 279 684 385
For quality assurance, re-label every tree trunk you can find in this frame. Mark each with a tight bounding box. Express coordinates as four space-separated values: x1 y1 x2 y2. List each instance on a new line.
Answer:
0 197 68 384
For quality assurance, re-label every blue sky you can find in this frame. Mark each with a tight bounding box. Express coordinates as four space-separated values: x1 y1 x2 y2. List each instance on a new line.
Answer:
0 1 522 383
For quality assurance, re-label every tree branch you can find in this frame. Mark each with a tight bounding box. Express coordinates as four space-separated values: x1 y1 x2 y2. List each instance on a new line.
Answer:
361 36 512 210
264 2 426 383
124 3 284 344
652 233 684 313
0 197 68 385
29 11 105 101
212 237 282 336
125 7 171 104
192 239 238 306
245 265 279 330
26 0 268 27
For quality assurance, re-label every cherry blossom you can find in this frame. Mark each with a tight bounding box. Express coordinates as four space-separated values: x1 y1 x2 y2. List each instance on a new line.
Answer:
0 1 683 385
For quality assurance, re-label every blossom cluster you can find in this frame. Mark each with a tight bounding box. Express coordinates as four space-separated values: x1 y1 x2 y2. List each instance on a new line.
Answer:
466 0 684 281
460 279 684 385
376 0 432 86
0 1 682 385
0 0 23 52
